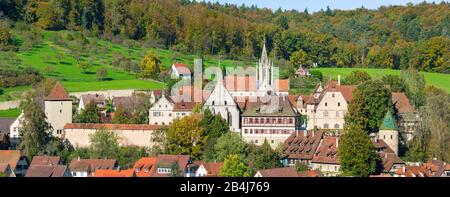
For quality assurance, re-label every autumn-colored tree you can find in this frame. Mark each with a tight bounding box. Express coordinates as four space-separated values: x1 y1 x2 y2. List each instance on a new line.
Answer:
0 20 11 50
290 50 309 68
36 0 67 30
112 105 129 124
343 70 372 85
166 114 206 160
416 86 450 161
219 154 250 177
139 50 161 79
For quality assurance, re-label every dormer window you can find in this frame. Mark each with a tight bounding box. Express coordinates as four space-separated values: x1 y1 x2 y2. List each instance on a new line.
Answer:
135 168 140 173
144 168 149 173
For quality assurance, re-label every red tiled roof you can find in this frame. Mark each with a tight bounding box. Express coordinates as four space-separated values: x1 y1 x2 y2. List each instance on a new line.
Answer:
172 63 191 75
0 150 22 171
297 170 323 177
172 101 200 112
133 157 158 177
193 161 224 177
312 135 339 164
392 92 415 113
25 165 69 177
288 95 298 108
64 123 161 130
30 156 61 166
257 167 299 177
94 169 135 177
281 131 324 160
46 82 71 101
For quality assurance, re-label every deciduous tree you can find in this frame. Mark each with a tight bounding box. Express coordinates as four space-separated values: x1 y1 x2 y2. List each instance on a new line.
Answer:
219 154 250 177
339 124 378 177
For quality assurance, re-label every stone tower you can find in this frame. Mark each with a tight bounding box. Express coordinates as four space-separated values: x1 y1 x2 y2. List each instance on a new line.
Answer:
44 82 73 138
378 110 399 155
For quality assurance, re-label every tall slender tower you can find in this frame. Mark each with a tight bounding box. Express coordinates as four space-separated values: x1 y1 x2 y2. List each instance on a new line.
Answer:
44 82 73 138
257 40 273 86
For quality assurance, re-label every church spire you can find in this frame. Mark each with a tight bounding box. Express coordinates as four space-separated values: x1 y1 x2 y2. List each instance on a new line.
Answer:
261 38 269 65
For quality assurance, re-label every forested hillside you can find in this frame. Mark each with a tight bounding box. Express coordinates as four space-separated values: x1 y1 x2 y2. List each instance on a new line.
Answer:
1 0 448 73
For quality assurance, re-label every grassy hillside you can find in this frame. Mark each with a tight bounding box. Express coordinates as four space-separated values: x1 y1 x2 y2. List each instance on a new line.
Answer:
312 68 450 93
0 30 254 101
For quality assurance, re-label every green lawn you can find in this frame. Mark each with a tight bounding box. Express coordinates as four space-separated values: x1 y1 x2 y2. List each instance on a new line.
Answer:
311 68 450 93
0 108 21 118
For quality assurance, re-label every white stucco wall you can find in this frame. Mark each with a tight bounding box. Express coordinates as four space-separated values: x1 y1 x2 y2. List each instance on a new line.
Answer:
45 100 72 137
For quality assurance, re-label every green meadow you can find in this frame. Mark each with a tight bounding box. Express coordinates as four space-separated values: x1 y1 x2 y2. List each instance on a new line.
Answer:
0 30 254 101
312 68 450 93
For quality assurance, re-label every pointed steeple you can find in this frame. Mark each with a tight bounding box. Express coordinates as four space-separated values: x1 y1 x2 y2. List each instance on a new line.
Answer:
380 110 398 130
261 39 269 65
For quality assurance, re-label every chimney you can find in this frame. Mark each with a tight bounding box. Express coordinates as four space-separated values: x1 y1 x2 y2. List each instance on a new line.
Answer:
338 75 341 86
296 130 298 137
336 136 339 148
304 130 307 137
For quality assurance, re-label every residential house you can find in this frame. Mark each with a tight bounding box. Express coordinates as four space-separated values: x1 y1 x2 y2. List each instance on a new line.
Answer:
64 123 160 148
241 96 300 147
171 63 191 80
305 79 354 130
310 135 340 177
254 167 322 177
152 155 194 177
373 138 405 175
149 90 162 104
148 94 201 126
423 159 450 177
44 82 73 137
93 169 136 177
8 112 24 147
295 67 311 77
78 94 106 112
280 130 324 167
69 158 118 177
25 165 71 177
133 157 158 177
193 161 224 177
394 165 432 177
30 156 62 166
0 150 29 177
